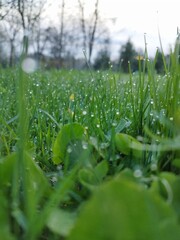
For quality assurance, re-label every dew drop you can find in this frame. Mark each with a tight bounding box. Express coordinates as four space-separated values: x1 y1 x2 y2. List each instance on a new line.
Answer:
112 122 117 127
82 110 87 115
82 141 88 150
134 169 142 178
151 163 157 171
57 165 62 171
51 176 57 183
67 146 72 153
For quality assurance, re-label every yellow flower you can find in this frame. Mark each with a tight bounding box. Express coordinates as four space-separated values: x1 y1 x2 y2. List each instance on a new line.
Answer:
135 55 144 60
69 93 75 101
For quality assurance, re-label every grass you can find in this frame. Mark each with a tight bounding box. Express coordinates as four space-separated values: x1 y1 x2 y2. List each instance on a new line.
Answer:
0 38 180 239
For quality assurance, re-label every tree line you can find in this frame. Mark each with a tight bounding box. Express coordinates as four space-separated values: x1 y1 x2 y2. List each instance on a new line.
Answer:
0 0 169 73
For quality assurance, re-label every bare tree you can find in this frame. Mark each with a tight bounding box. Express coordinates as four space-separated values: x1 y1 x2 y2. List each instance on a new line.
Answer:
32 23 49 61
59 0 65 63
78 0 86 51
46 0 66 67
12 0 46 53
0 0 46 61
0 0 14 20
47 26 67 67
88 0 99 62
77 0 100 63
16 0 45 31
1 10 22 66
0 27 8 66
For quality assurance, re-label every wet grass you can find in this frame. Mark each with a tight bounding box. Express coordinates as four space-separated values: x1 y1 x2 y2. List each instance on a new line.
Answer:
0 39 180 239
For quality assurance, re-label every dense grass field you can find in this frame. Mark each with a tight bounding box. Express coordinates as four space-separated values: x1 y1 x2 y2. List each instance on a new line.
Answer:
0 42 180 239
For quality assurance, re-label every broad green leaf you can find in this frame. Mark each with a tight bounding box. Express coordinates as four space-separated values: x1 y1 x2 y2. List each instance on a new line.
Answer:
94 160 108 182
0 154 17 188
150 172 177 199
172 158 180 168
150 172 180 220
171 178 180 220
89 136 106 160
78 168 97 190
78 161 108 189
116 168 139 182
11 208 27 231
118 135 180 154
0 152 51 227
0 191 15 240
115 133 144 158
68 177 180 240
0 153 50 194
23 153 51 223
25 152 50 194
106 118 131 140
144 126 180 152
53 123 85 164
0 229 15 240
47 209 76 237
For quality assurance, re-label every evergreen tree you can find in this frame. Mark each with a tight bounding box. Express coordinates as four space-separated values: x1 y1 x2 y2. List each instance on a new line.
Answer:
119 39 137 72
93 50 111 70
155 51 164 74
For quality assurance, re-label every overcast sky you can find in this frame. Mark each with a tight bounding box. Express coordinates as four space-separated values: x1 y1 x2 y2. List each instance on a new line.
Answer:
101 0 180 57
46 0 180 58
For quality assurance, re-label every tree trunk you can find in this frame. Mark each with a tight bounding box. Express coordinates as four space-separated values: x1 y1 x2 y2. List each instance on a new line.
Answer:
88 0 99 63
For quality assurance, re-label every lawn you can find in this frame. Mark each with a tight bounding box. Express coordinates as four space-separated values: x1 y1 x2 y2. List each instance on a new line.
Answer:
0 43 180 239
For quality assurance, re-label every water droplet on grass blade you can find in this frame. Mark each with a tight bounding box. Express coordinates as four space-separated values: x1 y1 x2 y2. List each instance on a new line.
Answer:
57 165 62 171
82 141 88 150
51 176 57 183
112 122 117 127
134 169 142 178
150 99 154 105
67 146 72 153
151 163 157 171
82 110 87 115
